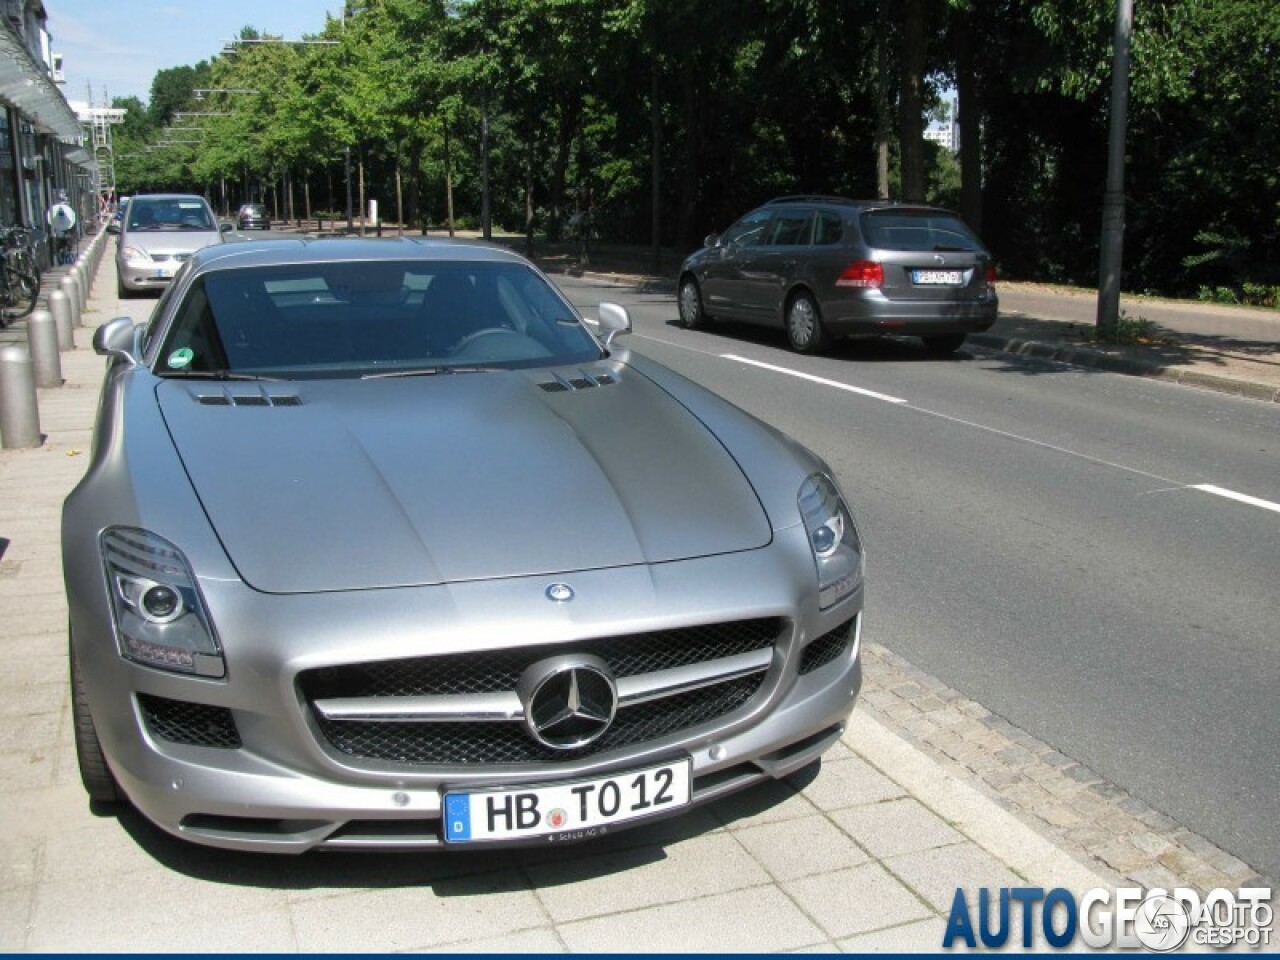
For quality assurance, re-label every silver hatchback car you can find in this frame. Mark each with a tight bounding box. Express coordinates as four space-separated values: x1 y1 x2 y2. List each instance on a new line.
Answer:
64 237 865 854
115 193 229 297
678 195 998 354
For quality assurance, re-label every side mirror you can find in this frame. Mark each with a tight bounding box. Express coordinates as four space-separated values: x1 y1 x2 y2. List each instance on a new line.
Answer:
704 233 720 249
93 316 142 365
596 302 631 347
219 222 235 233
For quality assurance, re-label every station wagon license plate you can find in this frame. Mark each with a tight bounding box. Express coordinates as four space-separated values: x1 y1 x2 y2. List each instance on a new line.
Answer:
912 269 963 285
443 759 691 843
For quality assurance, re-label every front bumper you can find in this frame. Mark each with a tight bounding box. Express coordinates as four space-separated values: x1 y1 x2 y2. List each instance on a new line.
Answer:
70 529 864 853
118 258 179 291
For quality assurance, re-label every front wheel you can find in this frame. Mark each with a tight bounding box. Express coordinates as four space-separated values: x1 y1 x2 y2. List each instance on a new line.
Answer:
678 276 708 330
70 637 121 805
1 266 38 319
785 291 827 354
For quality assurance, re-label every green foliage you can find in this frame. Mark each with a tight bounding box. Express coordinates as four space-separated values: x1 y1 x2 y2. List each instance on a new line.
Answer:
112 0 1278 298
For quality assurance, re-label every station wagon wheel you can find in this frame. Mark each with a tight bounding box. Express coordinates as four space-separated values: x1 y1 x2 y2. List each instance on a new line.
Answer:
678 276 708 330
786 291 827 354
922 333 966 354
70 634 121 805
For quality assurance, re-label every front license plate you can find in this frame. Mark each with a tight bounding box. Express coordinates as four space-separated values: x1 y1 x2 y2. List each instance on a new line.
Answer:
912 269 963 285
443 759 691 843
155 266 173 278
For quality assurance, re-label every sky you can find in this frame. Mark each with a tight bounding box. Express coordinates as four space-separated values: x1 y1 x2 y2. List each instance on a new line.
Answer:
50 1 342 108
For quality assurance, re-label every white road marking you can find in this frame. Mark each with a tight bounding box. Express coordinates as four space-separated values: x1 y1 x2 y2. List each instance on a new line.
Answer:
1190 484 1280 515
721 354 908 405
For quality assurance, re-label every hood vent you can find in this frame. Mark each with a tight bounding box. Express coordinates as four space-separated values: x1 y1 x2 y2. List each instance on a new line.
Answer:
538 370 617 393
196 389 302 408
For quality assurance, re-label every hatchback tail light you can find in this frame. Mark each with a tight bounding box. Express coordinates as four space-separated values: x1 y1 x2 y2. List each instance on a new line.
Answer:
985 263 998 285
836 260 884 289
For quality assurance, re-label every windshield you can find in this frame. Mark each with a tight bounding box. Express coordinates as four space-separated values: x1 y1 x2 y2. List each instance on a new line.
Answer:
155 260 604 379
860 211 982 252
128 199 217 232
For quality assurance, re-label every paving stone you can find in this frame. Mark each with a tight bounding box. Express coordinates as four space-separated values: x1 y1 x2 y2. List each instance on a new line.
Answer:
795 756 905 812
830 798 965 860
782 861 933 939
883 844 1023 914
733 814 871 881
838 918 947 953
557 886 823 953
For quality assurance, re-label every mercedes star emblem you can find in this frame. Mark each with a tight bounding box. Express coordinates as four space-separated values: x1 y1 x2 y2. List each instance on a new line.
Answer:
518 655 618 750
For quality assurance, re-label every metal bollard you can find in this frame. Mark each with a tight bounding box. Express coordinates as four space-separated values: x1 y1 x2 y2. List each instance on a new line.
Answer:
49 289 74 350
69 264 86 310
27 309 61 388
0 344 41 448
60 275 81 327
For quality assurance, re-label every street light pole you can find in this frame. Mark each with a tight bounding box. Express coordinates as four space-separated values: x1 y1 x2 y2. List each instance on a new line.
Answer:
1095 0 1133 337
345 145 353 231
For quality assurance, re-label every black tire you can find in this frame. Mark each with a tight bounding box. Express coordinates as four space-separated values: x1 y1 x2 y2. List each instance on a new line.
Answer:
678 275 708 330
70 637 121 805
922 333 966 354
785 290 827 354
2 266 38 319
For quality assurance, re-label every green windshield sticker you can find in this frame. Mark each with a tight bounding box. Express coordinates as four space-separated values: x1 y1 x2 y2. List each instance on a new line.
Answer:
167 348 195 369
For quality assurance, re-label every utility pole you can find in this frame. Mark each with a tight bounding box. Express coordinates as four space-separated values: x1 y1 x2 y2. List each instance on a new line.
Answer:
1095 0 1133 337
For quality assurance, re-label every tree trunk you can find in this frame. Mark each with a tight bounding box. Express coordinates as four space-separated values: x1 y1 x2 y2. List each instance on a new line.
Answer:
359 157 366 236
649 53 662 274
444 119 455 237
677 52 700 249
899 0 927 202
956 13 982 233
549 107 575 242
395 162 404 237
876 0 892 199
524 126 536 259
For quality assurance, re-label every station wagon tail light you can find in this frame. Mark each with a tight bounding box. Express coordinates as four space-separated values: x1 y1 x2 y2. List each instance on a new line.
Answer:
836 260 883 289
986 264 998 285
798 474 865 610
101 528 225 678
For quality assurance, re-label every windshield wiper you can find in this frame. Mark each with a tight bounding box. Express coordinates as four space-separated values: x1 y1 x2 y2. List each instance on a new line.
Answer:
160 370 283 382
362 365 503 380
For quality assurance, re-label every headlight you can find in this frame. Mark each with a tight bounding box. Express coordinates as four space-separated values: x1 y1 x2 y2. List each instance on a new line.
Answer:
120 246 152 263
101 528 224 677
798 473 864 610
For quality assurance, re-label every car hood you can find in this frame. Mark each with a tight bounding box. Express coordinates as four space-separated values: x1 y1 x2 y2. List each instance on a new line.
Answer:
122 229 222 255
156 367 772 593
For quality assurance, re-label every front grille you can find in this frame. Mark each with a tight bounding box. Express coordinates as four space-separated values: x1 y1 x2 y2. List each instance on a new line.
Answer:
299 619 781 700
139 694 240 748
300 618 783 766
799 620 855 675
313 673 764 765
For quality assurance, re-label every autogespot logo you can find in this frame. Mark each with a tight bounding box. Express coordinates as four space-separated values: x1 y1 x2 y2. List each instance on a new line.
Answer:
942 886 1273 951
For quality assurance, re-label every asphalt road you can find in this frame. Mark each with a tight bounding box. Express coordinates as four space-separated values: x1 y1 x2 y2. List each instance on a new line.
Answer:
554 276 1280 883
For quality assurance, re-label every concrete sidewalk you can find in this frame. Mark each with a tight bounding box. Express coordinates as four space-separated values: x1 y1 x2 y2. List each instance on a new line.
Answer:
0 244 1262 952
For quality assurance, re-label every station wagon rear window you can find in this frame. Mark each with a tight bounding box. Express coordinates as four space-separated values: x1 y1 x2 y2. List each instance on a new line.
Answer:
860 211 981 252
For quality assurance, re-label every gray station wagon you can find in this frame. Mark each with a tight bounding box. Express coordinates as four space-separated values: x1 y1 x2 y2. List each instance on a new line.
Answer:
678 196 998 354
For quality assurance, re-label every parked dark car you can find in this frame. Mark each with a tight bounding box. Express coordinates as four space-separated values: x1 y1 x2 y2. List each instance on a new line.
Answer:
678 196 998 354
236 203 270 230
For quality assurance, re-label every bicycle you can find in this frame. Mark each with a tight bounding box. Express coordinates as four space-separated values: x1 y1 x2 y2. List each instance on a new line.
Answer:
0 228 40 325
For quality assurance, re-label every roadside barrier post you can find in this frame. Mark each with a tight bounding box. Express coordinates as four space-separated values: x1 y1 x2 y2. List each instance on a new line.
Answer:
27 309 61 388
59 275 81 327
49 289 74 350
0 344 41 448
69 264 86 310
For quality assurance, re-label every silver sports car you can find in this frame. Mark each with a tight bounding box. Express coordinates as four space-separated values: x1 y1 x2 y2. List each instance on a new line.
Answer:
63 238 865 853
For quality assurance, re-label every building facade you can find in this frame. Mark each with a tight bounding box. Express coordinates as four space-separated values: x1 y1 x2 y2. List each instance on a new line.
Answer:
0 0 96 266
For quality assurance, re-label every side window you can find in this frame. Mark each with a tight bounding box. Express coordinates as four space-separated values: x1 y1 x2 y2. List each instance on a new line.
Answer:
766 210 813 246
814 212 844 246
722 210 772 248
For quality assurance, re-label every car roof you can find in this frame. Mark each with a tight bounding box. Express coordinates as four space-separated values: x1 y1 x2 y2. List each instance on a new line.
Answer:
188 237 533 274
763 195 958 216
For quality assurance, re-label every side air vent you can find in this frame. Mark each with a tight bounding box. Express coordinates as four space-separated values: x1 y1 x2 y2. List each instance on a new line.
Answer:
537 370 618 393
197 395 232 406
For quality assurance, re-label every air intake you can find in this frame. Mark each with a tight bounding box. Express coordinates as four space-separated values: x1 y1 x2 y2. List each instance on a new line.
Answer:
537 370 617 393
